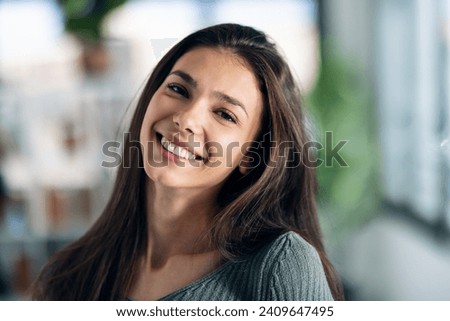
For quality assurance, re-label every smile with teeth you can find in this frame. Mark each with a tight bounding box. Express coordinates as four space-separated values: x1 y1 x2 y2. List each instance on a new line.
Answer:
160 136 200 161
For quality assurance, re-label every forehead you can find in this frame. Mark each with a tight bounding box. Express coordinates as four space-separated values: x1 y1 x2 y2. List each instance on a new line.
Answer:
174 46 251 71
172 47 255 80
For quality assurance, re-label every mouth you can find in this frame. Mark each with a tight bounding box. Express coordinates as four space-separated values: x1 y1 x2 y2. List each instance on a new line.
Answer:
156 132 204 161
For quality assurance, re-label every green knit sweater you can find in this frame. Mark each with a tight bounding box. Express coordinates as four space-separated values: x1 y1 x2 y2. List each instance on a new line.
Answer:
157 232 333 301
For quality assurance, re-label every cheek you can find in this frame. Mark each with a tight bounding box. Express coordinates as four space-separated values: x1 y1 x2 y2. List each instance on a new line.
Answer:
140 98 164 136
214 135 248 167
139 102 164 159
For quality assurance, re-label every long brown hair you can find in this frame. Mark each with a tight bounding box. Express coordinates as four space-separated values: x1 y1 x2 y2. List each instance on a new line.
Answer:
32 23 343 300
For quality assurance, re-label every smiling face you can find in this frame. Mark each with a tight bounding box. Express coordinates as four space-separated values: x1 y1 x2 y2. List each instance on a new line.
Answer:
139 47 263 191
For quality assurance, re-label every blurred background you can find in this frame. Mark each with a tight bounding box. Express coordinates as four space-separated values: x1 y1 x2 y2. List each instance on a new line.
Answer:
0 0 449 300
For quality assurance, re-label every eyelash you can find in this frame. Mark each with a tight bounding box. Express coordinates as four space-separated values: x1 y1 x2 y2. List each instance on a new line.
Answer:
167 83 189 98
167 82 237 124
216 110 237 123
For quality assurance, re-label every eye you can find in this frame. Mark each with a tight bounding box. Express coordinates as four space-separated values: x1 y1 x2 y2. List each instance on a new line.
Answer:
216 110 237 123
167 83 189 98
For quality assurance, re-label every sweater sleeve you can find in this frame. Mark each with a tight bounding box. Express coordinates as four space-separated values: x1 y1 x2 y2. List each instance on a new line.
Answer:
265 232 334 301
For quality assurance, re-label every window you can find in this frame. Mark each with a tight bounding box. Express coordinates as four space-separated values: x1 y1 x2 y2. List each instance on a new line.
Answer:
375 0 450 231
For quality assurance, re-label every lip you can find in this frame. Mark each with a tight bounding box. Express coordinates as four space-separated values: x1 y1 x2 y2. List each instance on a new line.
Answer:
156 132 205 161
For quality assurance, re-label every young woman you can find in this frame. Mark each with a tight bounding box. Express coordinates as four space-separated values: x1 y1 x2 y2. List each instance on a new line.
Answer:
32 23 343 300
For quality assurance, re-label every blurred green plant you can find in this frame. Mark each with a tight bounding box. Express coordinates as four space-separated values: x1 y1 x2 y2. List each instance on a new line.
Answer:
307 42 381 241
59 0 126 41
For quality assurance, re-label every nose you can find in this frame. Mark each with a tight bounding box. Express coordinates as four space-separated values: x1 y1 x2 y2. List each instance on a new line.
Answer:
172 100 204 136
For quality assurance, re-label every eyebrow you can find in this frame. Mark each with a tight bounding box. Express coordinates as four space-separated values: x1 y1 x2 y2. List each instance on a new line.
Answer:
169 69 248 117
214 91 248 117
169 70 197 88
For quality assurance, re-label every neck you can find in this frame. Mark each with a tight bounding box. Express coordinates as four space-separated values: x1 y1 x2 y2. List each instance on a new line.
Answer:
144 179 220 267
